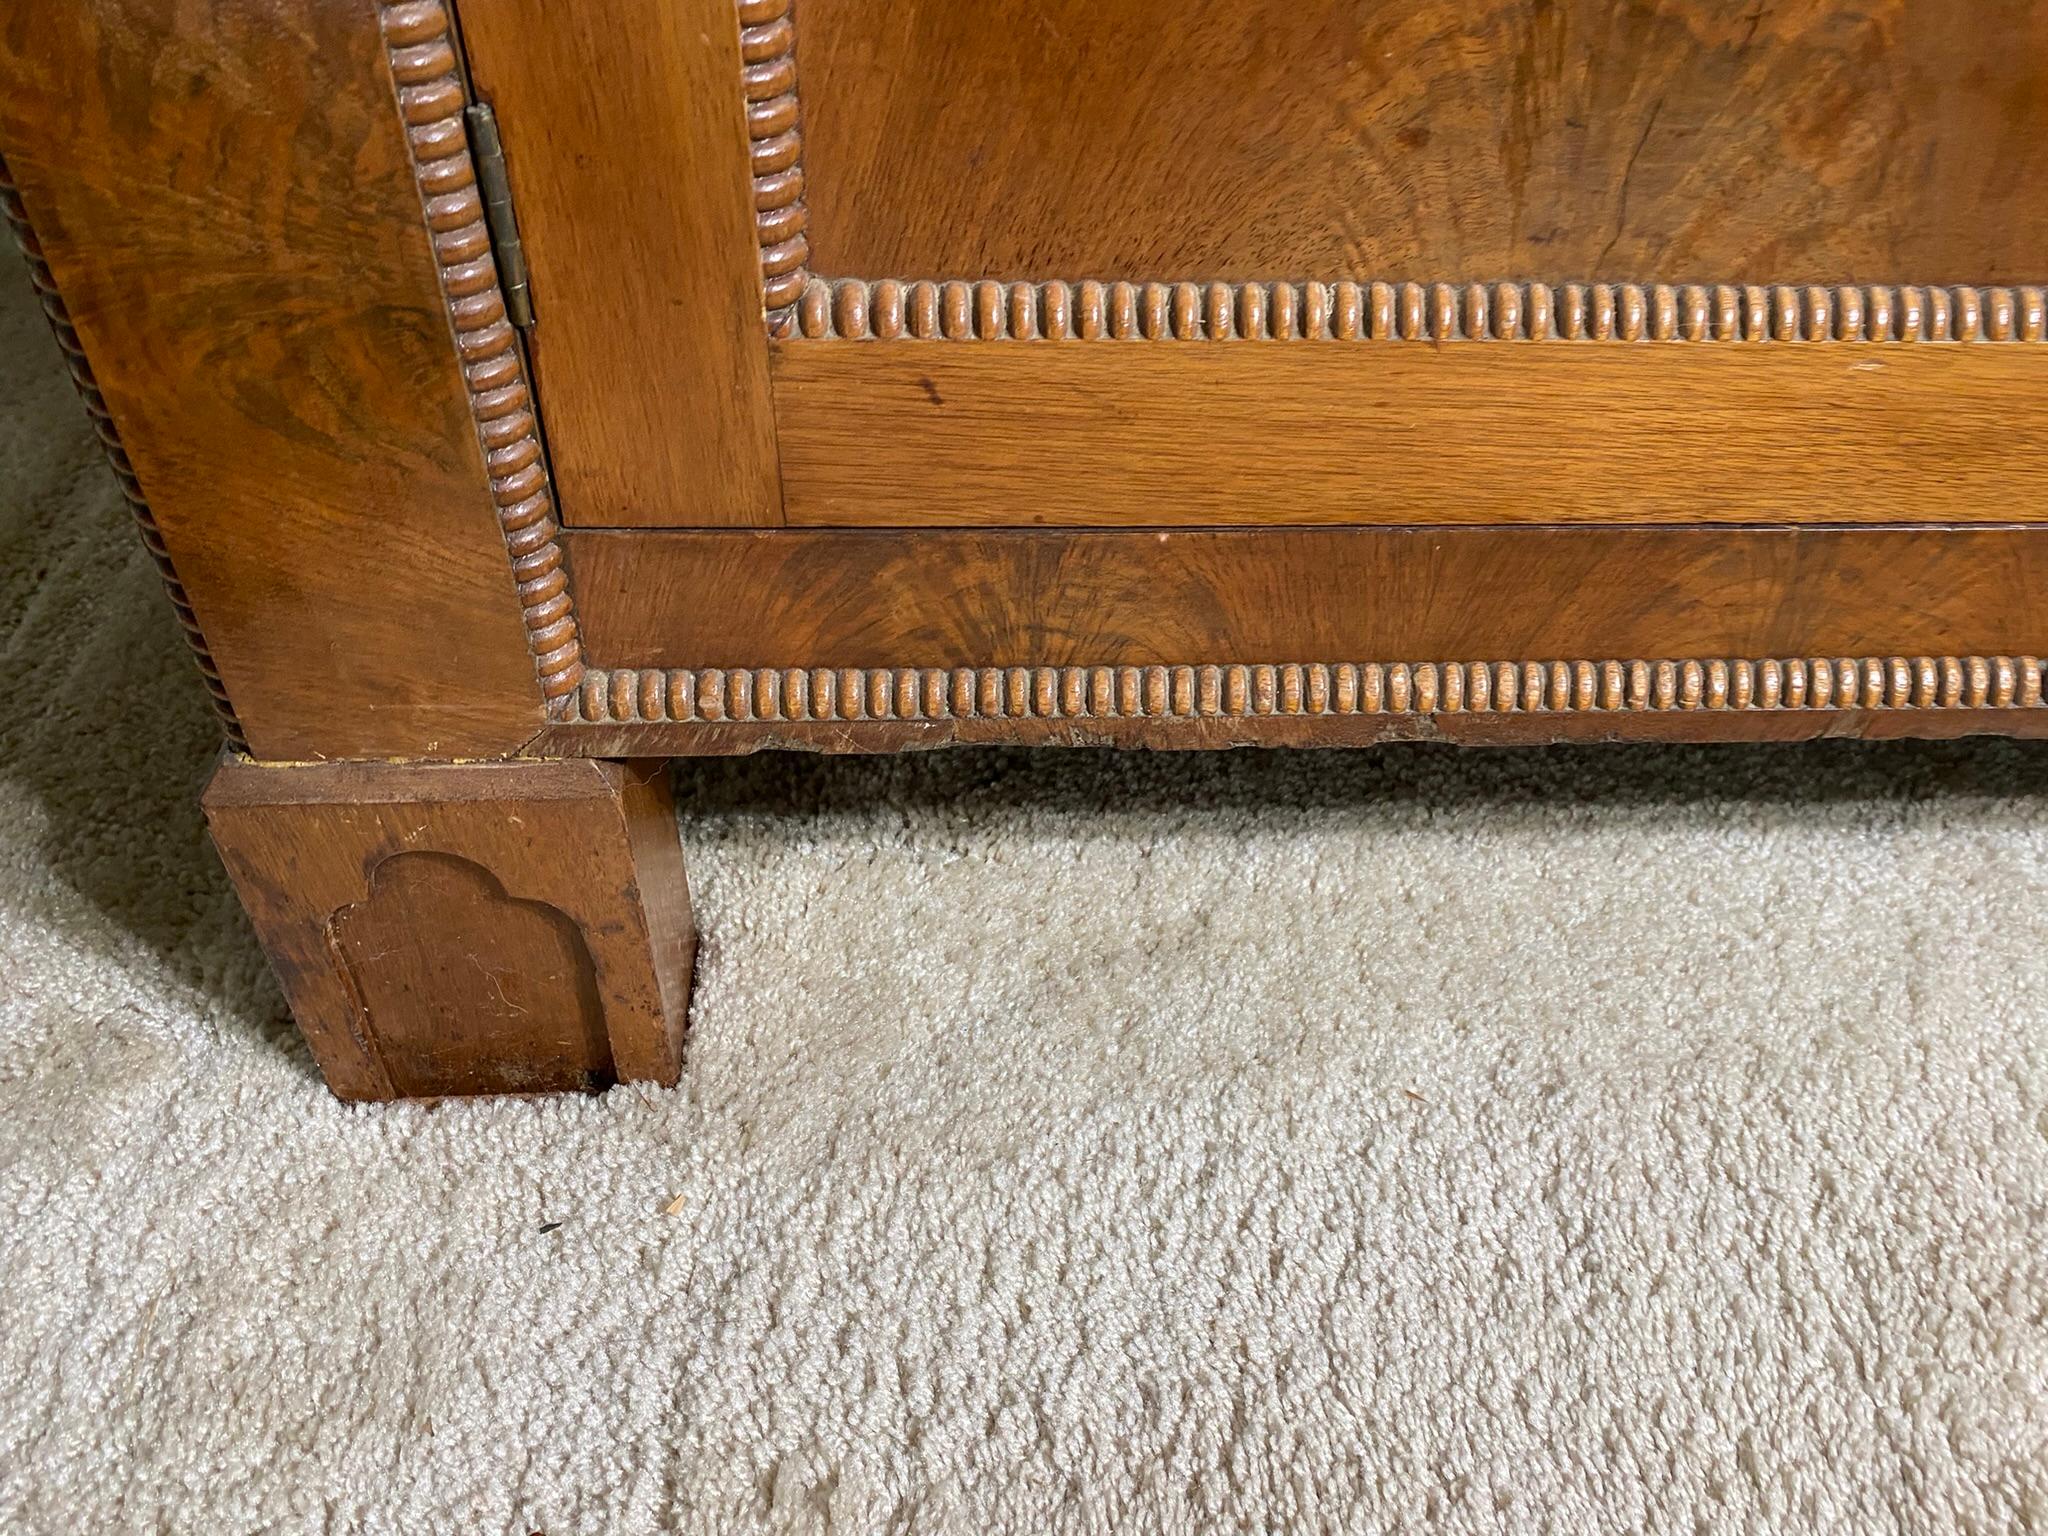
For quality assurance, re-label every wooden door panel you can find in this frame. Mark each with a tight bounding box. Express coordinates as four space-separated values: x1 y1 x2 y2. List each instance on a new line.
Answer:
797 0 2048 284
448 0 2048 532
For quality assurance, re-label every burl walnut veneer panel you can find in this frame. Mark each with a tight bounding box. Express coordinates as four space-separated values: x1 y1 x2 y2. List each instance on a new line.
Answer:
797 0 2048 283
561 526 2048 670
0 0 555 759
544 525 2048 752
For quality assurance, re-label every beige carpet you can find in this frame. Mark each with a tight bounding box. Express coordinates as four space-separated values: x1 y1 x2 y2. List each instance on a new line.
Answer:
5 270 2048 1535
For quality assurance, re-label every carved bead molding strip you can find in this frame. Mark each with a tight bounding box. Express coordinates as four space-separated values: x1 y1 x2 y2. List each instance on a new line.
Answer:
568 655 2048 726
740 0 809 332
380 1 584 703
0 154 249 749
793 277 2048 343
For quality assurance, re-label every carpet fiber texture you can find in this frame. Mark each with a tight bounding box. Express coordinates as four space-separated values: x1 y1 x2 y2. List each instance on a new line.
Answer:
3 269 2048 1536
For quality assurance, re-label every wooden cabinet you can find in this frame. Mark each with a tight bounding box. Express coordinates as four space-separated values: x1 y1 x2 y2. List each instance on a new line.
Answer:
3 0 2045 1097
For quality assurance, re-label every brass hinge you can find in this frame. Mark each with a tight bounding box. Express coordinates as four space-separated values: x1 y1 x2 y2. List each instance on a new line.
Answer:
463 103 534 328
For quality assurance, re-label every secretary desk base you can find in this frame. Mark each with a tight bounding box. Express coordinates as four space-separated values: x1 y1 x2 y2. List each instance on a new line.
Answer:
7 0 2048 1100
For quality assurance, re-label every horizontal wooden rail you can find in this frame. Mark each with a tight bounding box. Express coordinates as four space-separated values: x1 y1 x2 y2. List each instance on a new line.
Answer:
769 343 2048 528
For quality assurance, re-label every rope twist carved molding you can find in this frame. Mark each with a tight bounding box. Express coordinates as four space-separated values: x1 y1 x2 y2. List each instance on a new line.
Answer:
566 655 2048 726
380 0 584 703
0 154 248 749
739 0 809 331
793 276 2048 343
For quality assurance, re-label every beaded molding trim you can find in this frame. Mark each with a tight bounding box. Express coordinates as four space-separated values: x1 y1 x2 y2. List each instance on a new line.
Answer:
750 2 2034 346
0 153 248 749
740 0 809 333
565 655 2047 726
791 277 2048 343
380 1 584 703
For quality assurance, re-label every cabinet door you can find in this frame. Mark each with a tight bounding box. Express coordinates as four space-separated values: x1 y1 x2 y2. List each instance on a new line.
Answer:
459 0 2048 532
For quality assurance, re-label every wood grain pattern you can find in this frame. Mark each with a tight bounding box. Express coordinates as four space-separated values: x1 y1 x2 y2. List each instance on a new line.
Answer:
561 526 2048 673
796 0 2048 284
205 756 695 1102
770 343 2048 527
0 0 545 760
382 2 583 701
458 0 783 527
0 153 245 748
794 277 2048 343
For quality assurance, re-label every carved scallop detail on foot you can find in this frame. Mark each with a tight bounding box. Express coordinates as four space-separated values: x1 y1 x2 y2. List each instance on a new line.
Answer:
331 852 611 1098
205 757 696 1103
